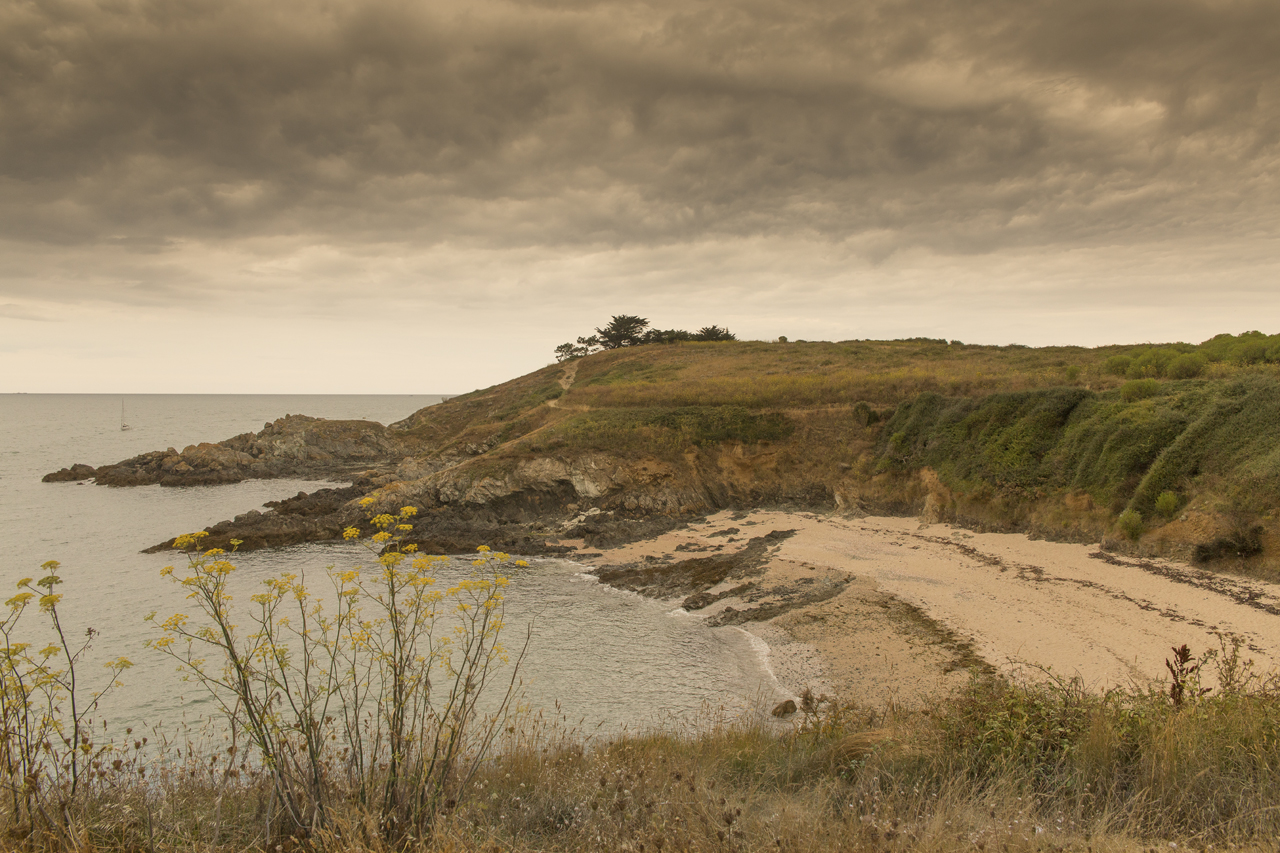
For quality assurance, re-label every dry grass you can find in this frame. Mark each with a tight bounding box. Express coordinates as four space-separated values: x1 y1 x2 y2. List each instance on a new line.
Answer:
9 653 1280 852
563 340 1126 411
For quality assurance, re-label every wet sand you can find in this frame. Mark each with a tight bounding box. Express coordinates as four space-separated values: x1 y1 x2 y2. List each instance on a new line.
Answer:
571 511 1280 707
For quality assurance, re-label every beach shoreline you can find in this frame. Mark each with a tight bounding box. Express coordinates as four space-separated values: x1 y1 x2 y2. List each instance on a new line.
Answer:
568 510 1280 708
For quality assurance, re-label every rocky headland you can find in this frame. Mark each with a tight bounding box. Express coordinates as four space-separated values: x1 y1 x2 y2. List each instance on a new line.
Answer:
45 414 425 487
43 338 1280 586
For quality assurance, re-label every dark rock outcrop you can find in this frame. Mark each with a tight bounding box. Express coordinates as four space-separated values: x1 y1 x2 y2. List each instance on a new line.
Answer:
591 530 796 599
560 514 685 549
403 517 579 558
145 481 379 553
42 463 98 482
708 575 851 626
54 415 419 487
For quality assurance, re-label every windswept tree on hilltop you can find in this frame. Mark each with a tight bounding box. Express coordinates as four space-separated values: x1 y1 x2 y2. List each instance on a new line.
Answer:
555 316 736 361
694 326 736 342
594 314 650 349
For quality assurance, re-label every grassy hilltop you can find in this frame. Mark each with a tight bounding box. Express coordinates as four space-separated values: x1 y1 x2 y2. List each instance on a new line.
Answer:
388 332 1280 578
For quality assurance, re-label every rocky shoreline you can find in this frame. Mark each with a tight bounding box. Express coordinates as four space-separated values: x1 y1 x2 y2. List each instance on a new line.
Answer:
47 405 834 559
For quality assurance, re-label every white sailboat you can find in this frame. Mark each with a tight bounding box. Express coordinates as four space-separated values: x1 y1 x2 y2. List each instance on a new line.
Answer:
120 400 131 431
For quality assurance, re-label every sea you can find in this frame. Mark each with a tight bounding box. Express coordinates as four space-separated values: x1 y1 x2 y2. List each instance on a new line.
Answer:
0 394 782 741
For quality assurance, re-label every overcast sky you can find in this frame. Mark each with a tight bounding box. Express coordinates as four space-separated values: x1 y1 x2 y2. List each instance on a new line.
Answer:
2 0 1278 393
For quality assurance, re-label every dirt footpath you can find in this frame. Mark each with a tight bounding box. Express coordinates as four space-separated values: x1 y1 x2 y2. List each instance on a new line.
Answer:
574 511 1280 707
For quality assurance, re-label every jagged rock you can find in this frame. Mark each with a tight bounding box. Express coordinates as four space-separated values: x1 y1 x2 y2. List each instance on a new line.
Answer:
707 575 851 626
592 530 795 598
682 582 755 611
42 463 98 482
54 415 418 487
562 515 684 549
146 482 377 552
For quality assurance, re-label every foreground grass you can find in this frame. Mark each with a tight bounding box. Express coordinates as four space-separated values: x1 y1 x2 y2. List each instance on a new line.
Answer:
12 652 1280 852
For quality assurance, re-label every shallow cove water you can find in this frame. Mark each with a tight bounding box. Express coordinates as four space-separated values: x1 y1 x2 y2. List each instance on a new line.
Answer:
0 394 781 735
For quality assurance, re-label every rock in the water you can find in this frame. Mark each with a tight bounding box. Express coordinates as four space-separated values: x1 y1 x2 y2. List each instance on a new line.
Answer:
145 482 376 553
42 463 98 482
52 415 417 487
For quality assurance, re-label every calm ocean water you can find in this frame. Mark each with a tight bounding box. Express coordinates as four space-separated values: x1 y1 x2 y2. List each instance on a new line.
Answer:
0 394 780 735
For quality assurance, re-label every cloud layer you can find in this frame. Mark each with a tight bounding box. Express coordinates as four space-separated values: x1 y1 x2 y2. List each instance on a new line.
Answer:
2 0 1278 389
5 0 1276 250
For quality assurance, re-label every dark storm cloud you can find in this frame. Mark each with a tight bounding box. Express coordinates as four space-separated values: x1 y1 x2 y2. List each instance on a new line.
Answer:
1 0 1276 258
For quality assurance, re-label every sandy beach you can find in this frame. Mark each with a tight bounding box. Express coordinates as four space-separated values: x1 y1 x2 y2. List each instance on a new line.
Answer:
571 510 1280 707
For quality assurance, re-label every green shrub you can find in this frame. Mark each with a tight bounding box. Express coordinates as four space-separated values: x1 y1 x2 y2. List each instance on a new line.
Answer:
1200 330 1280 365
1121 378 1162 402
1167 353 1207 379
1154 490 1180 519
1238 340 1269 364
1127 348 1172 378
1117 508 1144 540
1104 355 1133 376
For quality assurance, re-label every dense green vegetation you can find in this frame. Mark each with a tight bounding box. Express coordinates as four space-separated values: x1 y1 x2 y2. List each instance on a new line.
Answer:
1103 331 1280 380
878 374 1280 555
